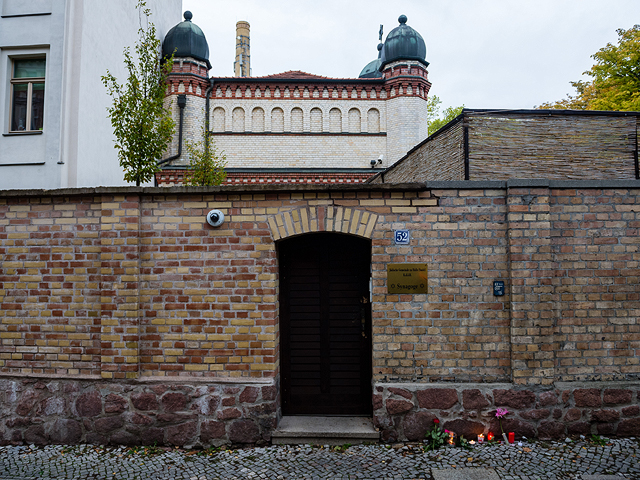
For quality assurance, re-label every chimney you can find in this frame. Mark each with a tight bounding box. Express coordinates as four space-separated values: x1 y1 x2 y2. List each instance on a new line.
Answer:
234 21 250 77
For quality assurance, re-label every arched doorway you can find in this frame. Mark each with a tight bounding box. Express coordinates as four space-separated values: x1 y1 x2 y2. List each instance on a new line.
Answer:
279 232 372 415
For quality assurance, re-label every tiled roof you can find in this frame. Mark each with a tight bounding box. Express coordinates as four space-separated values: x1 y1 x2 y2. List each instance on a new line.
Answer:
213 70 379 81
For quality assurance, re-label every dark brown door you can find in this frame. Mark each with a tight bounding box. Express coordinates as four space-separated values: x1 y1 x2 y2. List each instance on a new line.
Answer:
280 233 372 415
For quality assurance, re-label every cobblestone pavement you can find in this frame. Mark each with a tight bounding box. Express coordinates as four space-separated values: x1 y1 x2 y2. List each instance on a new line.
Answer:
0 438 638 480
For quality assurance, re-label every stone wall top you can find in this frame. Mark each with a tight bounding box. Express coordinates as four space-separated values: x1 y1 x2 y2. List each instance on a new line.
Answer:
2 179 640 199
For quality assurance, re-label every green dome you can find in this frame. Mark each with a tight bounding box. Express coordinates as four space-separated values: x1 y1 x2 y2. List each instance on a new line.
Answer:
359 43 384 78
379 15 428 70
163 11 211 69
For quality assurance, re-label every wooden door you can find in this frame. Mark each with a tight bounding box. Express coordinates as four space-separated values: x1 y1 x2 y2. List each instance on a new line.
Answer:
280 233 372 415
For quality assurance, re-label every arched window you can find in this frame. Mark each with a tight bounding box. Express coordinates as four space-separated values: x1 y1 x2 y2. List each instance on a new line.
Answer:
367 108 380 133
291 108 303 132
348 108 361 133
310 108 323 133
329 108 342 133
232 107 245 132
252 107 265 132
212 107 226 132
271 107 284 132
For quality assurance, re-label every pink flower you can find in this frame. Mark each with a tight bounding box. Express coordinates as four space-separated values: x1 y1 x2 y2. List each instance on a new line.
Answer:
444 429 451 433
496 408 509 418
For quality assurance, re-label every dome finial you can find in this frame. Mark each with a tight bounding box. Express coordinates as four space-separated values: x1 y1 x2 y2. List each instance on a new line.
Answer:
184 11 192 21
398 14 407 24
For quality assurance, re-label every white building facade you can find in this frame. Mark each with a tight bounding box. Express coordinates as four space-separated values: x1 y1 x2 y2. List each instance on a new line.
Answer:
0 0 181 189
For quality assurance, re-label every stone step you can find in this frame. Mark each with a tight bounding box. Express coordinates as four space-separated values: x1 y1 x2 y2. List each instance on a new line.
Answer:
271 416 380 445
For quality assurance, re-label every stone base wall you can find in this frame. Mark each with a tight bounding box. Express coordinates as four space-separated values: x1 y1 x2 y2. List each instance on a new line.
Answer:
374 382 640 443
1 378 278 447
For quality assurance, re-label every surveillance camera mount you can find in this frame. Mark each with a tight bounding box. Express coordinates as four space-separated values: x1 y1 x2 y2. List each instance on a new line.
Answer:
206 209 225 227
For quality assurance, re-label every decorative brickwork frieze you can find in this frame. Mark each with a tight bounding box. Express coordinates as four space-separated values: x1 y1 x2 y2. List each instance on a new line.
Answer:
267 206 378 241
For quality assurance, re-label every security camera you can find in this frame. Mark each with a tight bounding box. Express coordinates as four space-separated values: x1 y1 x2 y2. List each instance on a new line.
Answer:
370 159 377 168
206 210 225 227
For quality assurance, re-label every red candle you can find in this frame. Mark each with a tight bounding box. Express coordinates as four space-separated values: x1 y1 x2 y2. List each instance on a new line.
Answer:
487 432 494 441
508 432 515 444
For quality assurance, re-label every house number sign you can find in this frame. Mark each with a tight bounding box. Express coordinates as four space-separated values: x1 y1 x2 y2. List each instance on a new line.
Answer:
387 263 428 294
394 229 410 245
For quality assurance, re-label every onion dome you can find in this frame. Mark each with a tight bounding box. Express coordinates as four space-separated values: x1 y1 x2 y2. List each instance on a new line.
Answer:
379 15 428 70
163 11 211 69
359 43 384 78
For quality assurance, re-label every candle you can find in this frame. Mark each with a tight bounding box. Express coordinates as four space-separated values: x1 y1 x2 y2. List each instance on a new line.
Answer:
477 434 484 444
508 432 515 444
487 432 494 442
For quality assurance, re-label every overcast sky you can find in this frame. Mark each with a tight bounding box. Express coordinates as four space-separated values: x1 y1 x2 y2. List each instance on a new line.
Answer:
182 0 639 111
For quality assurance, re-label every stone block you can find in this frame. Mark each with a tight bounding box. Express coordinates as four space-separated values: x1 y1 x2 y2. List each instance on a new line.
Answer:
24 425 47 445
388 387 412 400
564 408 581 422
131 393 159 411
261 386 277 401
402 411 436 441
493 389 535 409
218 408 241 420
622 405 639 417
239 387 259 404
416 389 458 409
539 391 558 406
574 389 602 407
49 419 82 444
75 391 102 417
140 428 164 445
597 423 615 436
109 430 140 446
617 418 640 436
462 389 490 410
537 421 564 440
228 420 260 444
201 421 226 442
162 392 188 412
520 409 550 420
95 416 124 433
129 413 153 425
38 397 66 416
442 419 484 439
591 410 620 423
567 422 591 435
104 394 128 414
603 389 632 405
489 418 535 438
166 421 197 446
386 398 414 415
16 390 40 416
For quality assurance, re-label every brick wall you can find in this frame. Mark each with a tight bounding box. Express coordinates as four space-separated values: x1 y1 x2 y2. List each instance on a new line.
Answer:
1 181 639 445
372 111 640 184
369 118 464 184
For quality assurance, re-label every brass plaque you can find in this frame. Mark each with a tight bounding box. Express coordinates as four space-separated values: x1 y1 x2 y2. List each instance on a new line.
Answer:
387 263 428 294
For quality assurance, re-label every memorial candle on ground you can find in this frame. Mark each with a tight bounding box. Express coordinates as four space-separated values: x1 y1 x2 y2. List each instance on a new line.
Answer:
509 432 515 444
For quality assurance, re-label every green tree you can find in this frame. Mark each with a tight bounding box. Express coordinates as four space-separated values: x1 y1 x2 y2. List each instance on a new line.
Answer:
537 25 640 111
426 95 464 135
102 1 175 186
183 129 227 187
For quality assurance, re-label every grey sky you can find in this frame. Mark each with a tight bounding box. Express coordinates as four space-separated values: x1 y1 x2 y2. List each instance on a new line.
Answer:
182 0 639 111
